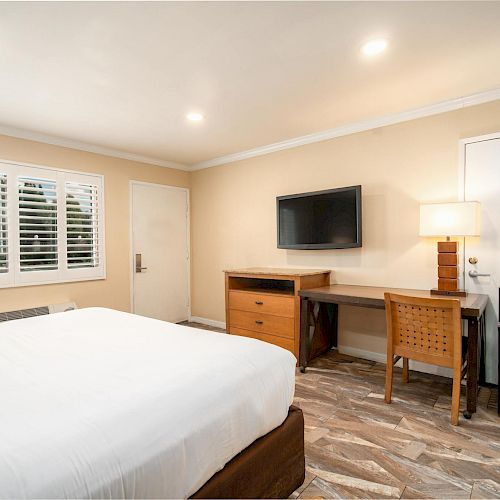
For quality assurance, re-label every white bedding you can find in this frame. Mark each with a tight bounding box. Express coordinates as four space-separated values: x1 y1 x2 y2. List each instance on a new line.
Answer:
0 307 296 499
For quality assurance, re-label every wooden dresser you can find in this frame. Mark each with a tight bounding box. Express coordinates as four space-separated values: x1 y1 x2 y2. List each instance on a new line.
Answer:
224 268 331 359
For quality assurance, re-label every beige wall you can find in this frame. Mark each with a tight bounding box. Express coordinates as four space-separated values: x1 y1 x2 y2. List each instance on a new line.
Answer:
190 100 500 357
0 135 189 313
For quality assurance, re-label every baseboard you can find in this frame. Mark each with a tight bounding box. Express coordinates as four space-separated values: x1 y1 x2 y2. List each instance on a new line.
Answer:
189 315 226 330
338 345 453 379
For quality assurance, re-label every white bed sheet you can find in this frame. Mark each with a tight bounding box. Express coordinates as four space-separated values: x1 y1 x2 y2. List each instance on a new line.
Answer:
0 307 296 499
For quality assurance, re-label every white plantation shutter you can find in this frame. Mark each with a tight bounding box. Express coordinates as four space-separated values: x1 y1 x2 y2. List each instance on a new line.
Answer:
18 176 58 272
0 174 7 274
0 161 105 288
66 181 101 269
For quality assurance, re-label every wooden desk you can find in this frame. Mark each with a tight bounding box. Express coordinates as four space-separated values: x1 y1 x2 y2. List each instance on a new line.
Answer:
299 284 488 419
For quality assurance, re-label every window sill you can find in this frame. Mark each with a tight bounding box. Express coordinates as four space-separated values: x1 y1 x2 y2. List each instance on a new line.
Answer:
0 273 106 289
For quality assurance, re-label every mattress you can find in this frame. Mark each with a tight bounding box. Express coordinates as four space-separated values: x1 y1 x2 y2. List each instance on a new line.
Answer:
0 308 296 499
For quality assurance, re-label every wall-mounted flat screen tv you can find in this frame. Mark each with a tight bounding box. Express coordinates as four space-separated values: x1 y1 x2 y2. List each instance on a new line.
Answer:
277 185 362 249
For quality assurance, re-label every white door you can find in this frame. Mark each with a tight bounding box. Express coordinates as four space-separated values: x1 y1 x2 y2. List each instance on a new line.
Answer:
462 134 500 384
131 182 190 323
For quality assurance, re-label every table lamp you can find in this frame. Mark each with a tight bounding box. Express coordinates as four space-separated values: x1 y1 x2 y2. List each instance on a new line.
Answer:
419 201 480 296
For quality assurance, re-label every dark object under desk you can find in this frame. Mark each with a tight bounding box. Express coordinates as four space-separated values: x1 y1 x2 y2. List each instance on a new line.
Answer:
299 284 489 419
497 318 500 415
497 286 500 415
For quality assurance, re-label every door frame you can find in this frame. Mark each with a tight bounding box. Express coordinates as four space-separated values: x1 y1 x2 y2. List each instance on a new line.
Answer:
458 132 500 287
129 180 191 319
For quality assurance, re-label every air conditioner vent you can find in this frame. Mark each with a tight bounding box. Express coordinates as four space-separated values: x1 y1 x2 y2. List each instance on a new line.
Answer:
0 302 77 323
0 306 50 323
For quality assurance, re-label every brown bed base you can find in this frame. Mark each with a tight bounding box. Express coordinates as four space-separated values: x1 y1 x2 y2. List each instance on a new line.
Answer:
190 406 305 499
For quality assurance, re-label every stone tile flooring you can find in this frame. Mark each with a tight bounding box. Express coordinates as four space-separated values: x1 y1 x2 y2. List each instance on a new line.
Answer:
292 351 500 499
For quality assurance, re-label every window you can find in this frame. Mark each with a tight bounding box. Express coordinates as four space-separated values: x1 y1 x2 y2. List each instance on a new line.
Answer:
18 175 58 272
0 173 7 274
0 161 105 288
65 181 100 270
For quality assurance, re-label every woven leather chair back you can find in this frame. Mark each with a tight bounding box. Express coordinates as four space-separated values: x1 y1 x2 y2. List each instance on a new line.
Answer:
384 293 462 368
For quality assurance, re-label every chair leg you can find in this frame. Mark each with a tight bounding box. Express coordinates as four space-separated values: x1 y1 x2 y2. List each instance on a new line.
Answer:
451 370 461 426
402 357 409 383
385 354 394 404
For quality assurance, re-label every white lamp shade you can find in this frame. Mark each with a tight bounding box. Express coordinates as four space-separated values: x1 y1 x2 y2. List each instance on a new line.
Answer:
419 201 481 237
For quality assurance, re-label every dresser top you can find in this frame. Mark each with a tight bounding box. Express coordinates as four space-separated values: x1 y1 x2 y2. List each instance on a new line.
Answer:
224 267 331 277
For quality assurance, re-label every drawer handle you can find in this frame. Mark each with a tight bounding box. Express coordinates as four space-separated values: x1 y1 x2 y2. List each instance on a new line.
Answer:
255 300 263 305
255 320 263 325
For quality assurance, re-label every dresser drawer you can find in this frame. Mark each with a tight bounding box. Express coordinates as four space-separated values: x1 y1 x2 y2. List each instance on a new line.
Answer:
229 309 294 339
228 291 294 317
231 327 295 354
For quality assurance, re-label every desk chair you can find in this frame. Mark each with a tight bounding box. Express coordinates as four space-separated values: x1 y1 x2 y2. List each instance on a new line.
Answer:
384 293 463 425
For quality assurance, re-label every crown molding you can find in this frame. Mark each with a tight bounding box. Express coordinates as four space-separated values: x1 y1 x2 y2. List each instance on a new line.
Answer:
0 125 189 171
190 87 500 171
2 87 499 172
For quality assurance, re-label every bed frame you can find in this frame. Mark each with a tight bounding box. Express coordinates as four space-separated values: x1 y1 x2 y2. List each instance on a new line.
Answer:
190 406 305 499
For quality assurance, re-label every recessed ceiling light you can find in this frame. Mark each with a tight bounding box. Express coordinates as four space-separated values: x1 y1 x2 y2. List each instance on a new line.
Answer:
361 39 388 56
186 112 204 122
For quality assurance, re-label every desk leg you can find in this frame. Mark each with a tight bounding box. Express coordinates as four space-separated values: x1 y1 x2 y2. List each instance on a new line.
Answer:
331 303 339 349
464 317 479 419
300 297 309 373
479 314 486 386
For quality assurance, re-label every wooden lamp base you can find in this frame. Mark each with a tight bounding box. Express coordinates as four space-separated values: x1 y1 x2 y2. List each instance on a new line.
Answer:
430 240 467 297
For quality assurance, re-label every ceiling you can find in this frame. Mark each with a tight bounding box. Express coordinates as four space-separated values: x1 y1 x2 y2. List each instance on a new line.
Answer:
1 2 500 168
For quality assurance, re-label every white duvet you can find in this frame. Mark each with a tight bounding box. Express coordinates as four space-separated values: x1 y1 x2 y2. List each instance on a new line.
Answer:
0 308 296 499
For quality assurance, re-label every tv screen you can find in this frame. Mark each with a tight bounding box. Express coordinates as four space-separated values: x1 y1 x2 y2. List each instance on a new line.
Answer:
277 185 362 249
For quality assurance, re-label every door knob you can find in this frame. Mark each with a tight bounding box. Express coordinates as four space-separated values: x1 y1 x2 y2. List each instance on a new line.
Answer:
135 253 148 273
468 269 490 278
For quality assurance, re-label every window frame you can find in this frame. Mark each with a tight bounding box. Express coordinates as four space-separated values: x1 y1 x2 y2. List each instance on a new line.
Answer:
0 172 9 283
0 159 106 288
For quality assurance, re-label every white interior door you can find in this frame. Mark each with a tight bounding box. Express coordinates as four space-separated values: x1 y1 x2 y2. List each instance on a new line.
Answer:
462 134 499 384
131 182 190 323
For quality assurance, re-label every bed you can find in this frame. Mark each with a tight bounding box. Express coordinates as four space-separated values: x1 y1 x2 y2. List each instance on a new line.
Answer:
0 307 304 499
